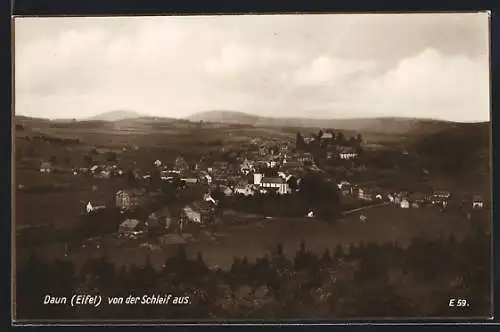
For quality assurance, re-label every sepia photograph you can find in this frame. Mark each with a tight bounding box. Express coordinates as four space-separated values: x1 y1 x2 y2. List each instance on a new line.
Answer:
13 12 492 322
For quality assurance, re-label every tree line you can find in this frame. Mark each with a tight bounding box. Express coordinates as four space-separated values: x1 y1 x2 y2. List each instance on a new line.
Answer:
296 129 363 151
15 226 490 320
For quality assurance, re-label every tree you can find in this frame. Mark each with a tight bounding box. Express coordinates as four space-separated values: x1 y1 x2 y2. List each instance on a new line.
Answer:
317 130 324 141
296 132 305 150
286 176 299 192
107 152 117 162
49 155 57 164
336 132 346 145
83 155 93 166
126 170 138 185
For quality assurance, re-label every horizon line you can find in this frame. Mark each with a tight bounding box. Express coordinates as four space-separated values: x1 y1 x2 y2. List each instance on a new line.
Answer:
13 111 490 124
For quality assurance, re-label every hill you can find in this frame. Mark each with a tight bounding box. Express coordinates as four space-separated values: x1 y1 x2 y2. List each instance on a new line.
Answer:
409 122 490 154
86 110 142 121
408 121 491 177
187 110 451 135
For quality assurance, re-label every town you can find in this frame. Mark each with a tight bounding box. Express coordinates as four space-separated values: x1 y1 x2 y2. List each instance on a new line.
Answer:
15 120 489 269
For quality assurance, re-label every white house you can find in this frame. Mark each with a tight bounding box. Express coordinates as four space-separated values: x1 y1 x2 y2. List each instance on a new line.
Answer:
253 173 264 186
153 159 162 167
203 193 218 205
40 161 52 173
260 177 290 195
234 184 255 196
473 195 484 209
266 160 278 168
86 201 106 214
337 180 351 189
400 199 410 209
204 174 213 184
90 165 100 173
221 186 233 196
339 148 358 160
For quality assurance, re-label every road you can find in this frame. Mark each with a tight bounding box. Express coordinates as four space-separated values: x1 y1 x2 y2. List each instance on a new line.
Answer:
341 201 391 216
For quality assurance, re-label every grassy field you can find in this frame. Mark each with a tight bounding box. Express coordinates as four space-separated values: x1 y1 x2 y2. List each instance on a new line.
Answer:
15 171 130 228
17 204 488 272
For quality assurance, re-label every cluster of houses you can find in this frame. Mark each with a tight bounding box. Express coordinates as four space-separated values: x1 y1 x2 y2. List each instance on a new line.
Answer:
107 184 220 239
38 160 126 179
80 142 324 239
337 181 486 211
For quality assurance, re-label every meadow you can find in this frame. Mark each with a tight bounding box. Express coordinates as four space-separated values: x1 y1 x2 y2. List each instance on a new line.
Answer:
18 204 487 272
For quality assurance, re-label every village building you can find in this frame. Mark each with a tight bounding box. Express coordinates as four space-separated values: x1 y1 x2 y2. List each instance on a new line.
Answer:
85 201 106 214
221 185 233 196
174 156 190 171
40 161 52 173
203 192 218 205
266 160 278 168
115 188 147 210
339 147 358 160
400 199 410 209
148 206 174 232
96 169 111 179
432 190 452 201
234 183 255 196
409 192 428 205
258 146 268 156
253 173 264 186
182 206 202 224
180 172 198 184
358 188 375 201
473 195 485 209
118 219 147 238
298 152 313 163
260 177 290 195
182 201 215 224
337 180 351 190
89 165 100 174
321 132 334 140
203 173 213 184
240 158 254 174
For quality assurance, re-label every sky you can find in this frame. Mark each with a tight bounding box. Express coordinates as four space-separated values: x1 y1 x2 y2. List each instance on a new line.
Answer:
14 13 490 122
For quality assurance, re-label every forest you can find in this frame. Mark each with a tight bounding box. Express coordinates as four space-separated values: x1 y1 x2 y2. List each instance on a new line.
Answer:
15 224 490 320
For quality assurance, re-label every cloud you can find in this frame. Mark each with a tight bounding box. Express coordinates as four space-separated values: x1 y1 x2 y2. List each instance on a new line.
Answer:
359 48 490 121
293 55 377 86
14 14 490 122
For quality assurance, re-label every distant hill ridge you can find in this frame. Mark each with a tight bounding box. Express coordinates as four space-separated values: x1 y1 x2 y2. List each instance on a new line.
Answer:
15 110 488 137
187 110 456 135
86 110 143 121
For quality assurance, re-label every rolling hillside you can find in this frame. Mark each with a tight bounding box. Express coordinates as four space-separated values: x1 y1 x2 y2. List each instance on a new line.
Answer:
86 110 142 121
408 121 491 180
187 110 452 136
